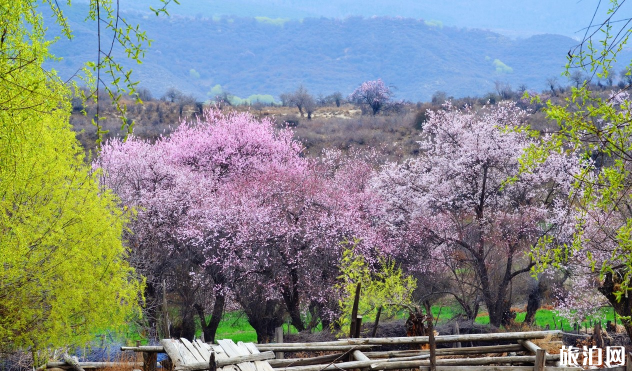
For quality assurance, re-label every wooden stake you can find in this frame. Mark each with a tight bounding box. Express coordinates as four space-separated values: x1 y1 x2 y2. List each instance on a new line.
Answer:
162 280 170 339
209 353 216 371
594 322 604 349
423 301 436 371
142 352 157 371
453 322 461 348
371 306 382 338
350 283 361 338
534 349 546 371
275 326 284 360
354 316 363 339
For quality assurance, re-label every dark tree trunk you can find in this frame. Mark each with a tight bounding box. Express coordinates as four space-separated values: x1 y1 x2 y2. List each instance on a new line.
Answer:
144 281 158 330
305 302 321 332
195 291 225 343
244 300 285 343
598 271 632 341
171 309 196 341
282 268 305 332
525 280 546 325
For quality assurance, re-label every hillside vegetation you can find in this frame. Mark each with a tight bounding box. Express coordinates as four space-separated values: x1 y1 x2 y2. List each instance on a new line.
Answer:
48 4 629 102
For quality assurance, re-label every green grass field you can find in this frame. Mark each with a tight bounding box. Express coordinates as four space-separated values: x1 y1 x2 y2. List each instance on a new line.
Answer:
122 305 621 345
206 306 621 343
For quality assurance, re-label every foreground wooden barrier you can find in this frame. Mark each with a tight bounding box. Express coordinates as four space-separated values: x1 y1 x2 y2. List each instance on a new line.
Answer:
83 330 590 371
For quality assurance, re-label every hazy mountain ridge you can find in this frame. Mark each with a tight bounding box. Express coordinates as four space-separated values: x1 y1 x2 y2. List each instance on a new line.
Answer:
115 0 603 38
48 4 629 102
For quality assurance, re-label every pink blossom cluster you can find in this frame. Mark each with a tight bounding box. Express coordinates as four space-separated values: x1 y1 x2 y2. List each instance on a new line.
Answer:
348 79 393 115
96 109 382 330
371 101 581 326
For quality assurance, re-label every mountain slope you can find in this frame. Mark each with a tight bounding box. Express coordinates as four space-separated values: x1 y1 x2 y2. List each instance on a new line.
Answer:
48 6 628 102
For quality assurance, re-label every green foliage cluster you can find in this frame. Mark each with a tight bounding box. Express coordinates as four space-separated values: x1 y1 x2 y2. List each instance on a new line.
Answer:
493 59 513 74
334 240 416 335
0 0 142 352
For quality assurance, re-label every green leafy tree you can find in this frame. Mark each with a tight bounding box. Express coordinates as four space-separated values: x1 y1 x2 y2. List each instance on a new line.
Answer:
522 0 632 339
335 240 416 335
0 0 144 354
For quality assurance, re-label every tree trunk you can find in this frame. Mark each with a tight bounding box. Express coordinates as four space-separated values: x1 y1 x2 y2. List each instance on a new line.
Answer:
245 300 285 343
282 269 305 332
195 291 225 343
598 271 632 341
524 280 546 325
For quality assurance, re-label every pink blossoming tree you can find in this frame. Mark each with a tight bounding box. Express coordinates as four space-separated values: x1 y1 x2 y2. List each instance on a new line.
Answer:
96 109 381 341
372 102 579 327
348 79 394 115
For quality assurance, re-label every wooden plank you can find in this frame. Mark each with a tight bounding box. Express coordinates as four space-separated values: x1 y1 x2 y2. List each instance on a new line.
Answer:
220 365 240 371
218 352 275 367
212 344 230 361
257 341 358 348
218 339 243 358
243 343 260 355
368 355 562 370
517 339 541 354
176 352 275 371
194 340 212 361
181 338 206 363
342 330 561 345
352 351 370 362
271 354 561 371
363 344 524 358
236 342 256 355
118 346 161 353
256 345 375 352
419 368 581 371
161 339 186 367
177 341 201 365
40 362 144 370
218 339 260 371
268 354 343 368
253 360 276 371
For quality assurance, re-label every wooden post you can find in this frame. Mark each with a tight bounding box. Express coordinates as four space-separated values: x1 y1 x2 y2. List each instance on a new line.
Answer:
162 280 170 339
350 283 361 338
453 322 461 348
423 301 436 371
275 326 284 360
209 353 216 371
354 316 363 338
534 349 546 371
143 352 157 371
136 341 142 363
371 306 382 338
626 352 632 371
594 322 604 349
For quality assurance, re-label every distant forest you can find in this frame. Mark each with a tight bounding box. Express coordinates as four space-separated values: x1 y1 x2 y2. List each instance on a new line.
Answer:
48 4 632 102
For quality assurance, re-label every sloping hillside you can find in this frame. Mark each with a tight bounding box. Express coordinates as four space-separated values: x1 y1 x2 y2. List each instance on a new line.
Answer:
48 4 629 101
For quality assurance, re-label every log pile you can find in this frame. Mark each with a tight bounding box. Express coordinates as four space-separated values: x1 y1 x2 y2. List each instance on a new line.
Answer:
49 329 632 370
105 330 590 371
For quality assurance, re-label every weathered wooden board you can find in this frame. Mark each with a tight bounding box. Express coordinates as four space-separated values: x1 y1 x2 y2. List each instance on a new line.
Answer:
162 339 275 371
